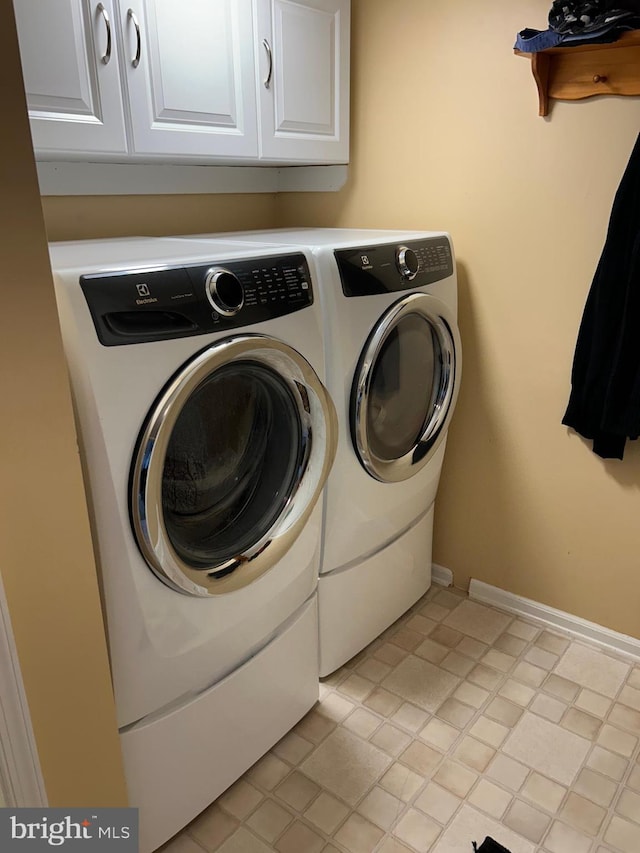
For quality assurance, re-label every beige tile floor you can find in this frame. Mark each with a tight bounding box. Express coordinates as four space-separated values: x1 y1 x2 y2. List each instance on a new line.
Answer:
158 585 640 853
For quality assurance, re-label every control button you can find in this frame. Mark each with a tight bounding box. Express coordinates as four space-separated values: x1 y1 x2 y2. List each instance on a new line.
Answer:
204 268 244 317
396 246 419 280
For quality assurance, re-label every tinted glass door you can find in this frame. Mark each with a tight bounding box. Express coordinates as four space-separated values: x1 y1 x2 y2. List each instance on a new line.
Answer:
131 335 337 596
162 361 302 574
351 294 460 483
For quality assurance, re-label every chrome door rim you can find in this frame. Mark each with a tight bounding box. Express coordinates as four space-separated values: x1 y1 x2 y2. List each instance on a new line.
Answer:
130 334 337 597
351 293 460 483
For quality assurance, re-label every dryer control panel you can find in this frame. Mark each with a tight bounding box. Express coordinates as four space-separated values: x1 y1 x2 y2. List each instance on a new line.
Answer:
80 253 313 346
335 237 453 298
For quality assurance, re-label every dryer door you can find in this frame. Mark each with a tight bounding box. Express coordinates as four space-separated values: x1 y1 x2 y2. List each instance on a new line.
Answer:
131 335 337 596
351 293 461 483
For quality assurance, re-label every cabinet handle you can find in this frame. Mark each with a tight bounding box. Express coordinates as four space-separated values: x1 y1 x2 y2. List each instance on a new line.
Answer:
128 8 141 68
262 38 273 89
96 3 112 65
593 74 608 83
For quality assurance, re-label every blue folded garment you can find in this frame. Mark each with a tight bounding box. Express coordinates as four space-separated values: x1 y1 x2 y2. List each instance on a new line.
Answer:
514 27 563 51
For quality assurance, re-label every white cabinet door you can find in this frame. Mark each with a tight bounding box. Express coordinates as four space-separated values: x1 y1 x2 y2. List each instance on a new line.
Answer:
118 0 259 160
13 0 128 157
255 0 350 164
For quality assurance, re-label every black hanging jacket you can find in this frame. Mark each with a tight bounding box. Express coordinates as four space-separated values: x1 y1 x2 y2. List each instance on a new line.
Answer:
562 132 640 459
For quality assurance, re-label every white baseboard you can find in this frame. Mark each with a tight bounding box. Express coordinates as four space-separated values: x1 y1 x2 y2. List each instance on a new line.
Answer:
431 564 453 588
469 579 640 663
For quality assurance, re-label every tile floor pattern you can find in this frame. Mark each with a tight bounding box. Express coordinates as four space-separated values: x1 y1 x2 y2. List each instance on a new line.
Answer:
158 586 640 853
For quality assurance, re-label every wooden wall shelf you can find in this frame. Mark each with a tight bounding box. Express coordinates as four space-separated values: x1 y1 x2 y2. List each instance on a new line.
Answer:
515 29 640 116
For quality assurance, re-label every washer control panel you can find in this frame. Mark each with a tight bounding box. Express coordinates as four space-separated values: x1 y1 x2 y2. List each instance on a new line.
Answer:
80 253 313 346
335 236 453 297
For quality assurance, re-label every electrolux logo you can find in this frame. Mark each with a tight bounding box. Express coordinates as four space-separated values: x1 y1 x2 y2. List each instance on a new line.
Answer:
0 808 138 851
135 282 157 306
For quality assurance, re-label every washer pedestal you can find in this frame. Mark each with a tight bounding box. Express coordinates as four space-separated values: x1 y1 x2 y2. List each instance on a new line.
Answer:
121 597 318 853
318 508 434 676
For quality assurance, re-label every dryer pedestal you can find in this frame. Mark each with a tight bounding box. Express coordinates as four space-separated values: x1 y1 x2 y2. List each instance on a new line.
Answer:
318 507 434 676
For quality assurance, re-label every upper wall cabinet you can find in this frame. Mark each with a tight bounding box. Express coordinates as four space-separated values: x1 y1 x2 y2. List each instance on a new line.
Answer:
256 0 350 163
121 0 258 159
13 0 350 166
13 0 128 157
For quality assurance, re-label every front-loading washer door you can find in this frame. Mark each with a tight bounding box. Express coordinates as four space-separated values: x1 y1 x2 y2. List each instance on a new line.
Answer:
351 292 461 483
130 334 337 597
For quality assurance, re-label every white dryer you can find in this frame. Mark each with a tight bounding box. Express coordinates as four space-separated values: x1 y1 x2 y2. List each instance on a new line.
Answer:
48 237 337 852
179 229 462 675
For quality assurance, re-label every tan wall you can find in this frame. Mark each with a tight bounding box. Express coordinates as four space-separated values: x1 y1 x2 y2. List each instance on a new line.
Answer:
278 0 640 639
43 193 278 242
0 1 127 805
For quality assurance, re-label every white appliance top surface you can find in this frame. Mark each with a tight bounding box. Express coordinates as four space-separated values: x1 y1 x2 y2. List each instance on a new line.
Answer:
182 228 446 248
48 237 303 274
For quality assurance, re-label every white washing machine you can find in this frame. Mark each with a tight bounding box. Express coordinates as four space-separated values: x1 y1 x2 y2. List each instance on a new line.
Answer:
179 229 462 675
48 237 337 852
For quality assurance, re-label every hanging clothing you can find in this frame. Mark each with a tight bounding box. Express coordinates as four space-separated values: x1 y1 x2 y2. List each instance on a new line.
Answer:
562 132 640 459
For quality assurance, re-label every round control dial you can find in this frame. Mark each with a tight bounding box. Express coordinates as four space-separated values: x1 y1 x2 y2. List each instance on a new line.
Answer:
205 268 244 317
396 246 419 280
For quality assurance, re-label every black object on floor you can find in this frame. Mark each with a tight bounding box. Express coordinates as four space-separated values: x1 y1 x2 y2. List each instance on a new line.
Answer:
472 838 512 853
